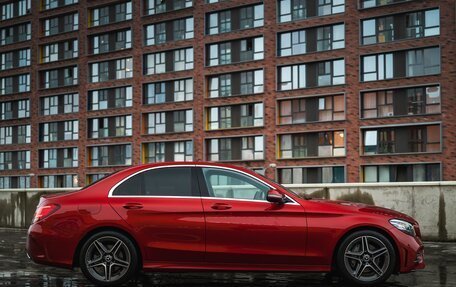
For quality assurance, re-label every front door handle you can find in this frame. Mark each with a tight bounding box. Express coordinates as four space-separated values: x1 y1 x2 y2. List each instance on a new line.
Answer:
123 203 143 210
211 203 232 210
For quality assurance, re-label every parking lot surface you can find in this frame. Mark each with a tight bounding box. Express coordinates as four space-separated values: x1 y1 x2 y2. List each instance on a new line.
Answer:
0 228 454 287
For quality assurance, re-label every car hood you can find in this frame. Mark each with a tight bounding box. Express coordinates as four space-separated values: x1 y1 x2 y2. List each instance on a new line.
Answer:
308 198 417 224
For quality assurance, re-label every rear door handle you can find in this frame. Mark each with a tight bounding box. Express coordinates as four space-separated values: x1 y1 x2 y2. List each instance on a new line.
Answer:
123 203 143 210
211 203 232 210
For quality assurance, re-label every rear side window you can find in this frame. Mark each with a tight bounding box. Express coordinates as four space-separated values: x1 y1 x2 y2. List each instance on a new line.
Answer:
112 167 195 196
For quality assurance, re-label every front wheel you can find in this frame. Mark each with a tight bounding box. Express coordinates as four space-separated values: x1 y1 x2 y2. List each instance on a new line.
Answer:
79 231 138 286
336 230 396 286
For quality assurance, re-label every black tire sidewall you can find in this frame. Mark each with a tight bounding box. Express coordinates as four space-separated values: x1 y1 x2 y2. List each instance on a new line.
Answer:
336 230 396 286
79 230 138 286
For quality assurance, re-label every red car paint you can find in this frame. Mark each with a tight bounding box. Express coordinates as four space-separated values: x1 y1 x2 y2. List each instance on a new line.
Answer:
26 162 425 274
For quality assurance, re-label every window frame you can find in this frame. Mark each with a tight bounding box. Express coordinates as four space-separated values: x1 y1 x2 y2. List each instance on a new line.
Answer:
110 166 199 197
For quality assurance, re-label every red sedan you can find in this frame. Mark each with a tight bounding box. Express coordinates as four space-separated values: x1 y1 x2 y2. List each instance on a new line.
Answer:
27 162 425 286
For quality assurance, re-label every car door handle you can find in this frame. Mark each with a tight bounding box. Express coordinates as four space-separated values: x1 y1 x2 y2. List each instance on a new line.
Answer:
211 203 232 210
123 203 143 210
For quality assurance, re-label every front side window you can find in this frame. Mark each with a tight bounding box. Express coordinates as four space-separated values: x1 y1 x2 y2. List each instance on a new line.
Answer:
113 167 194 196
202 167 270 201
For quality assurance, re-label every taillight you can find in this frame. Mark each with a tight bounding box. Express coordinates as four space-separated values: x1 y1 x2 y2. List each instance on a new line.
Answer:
32 204 59 224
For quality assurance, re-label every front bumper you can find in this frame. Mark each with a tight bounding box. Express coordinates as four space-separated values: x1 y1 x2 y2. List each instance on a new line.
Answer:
389 227 425 273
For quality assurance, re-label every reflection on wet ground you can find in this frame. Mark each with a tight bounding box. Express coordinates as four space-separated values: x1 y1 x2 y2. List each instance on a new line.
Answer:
0 228 455 286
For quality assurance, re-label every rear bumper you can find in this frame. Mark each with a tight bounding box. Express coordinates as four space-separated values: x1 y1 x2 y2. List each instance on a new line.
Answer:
26 223 74 269
389 227 425 273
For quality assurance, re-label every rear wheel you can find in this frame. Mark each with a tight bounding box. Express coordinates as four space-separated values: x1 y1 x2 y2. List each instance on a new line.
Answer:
79 231 138 286
336 230 396 286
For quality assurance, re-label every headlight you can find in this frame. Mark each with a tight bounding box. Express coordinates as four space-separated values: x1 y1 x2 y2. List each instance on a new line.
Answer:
390 219 415 236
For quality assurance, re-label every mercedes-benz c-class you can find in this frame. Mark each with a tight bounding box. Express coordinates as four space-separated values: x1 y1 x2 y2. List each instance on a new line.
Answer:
27 162 424 286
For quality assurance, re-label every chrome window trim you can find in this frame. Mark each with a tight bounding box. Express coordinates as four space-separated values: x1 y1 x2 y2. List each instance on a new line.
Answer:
108 164 299 205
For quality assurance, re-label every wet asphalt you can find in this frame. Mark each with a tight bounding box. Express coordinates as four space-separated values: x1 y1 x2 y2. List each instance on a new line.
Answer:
0 228 454 287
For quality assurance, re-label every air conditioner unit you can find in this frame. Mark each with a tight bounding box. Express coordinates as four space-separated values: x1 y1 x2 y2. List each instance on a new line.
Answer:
387 112 394 116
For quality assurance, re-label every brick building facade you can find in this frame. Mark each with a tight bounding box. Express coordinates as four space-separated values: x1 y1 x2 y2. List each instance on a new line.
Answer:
0 0 454 188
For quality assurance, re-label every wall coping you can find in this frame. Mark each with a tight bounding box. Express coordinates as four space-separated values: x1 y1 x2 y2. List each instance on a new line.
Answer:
0 181 455 193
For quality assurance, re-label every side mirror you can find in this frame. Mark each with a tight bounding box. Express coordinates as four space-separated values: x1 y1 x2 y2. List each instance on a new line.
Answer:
267 189 286 204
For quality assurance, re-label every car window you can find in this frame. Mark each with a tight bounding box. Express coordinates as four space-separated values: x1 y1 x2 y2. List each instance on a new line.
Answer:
143 167 193 196
202 168 270 201
113 171 143 196
113 167 194 197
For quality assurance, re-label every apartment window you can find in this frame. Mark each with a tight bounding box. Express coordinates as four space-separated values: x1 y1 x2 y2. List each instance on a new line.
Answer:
361 47 440 81
207 37 264 66
279 166 345 184
361 0 414 9
173 18 194 40
1 74 30 95
316 24 345 51
209 69 263 98
89 144 132 167
42 67 77 89
362 9 439 45
143 141 193 163
278 0 345 23
144 48 193 74
144 0 192 15
207 4 263 35
17 125 31 144
40 148 78 168
91 30 131 54
0 48 30 70
279 59 345 90
1 22 31 45
90 58 132 82
208 136 264 161
42 40 78 63
146 110 193 134
88 86 133 111
1 0 30 20
363 124 441 155
279 131 345 158
0 125 30 145
0 176 30 188
207 103 263 130
44 13 78 36
0 151 30 170
363 163 440 182
40 120 78 142
89 115 132 138
407 9 439 38
41 94 79 115
0 127 12 144
91 1 132 27
17 99 29 118
39 175 78 188
362 85 440 118
42 0 78 10
279 30 306 56
279 95 344 124
0 99 29 119
86 173 108 184
144 79 193 104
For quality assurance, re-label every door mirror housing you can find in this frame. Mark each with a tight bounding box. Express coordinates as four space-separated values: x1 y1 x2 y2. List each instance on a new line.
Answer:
267 189 286 204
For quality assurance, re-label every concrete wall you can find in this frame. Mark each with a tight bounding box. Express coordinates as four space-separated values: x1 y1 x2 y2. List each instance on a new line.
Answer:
1 182 455 241
286 182 456 241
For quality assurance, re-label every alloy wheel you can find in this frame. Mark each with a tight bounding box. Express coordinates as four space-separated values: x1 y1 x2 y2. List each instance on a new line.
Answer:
84 236 131 282
343 235 391 282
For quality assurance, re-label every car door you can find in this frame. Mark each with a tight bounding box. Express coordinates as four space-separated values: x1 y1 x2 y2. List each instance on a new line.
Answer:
198 166 309 266
108 166 206 264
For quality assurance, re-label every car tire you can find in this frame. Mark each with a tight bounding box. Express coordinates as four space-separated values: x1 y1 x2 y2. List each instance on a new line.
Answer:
79 230 139 286
336 230 396 286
